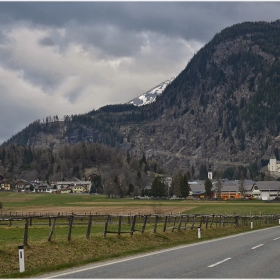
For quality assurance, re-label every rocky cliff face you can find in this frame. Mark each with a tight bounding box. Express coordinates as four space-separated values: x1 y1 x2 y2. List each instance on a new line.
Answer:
4 20 280 176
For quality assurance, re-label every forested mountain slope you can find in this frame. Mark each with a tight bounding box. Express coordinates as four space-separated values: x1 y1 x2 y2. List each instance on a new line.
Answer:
4 20 280 177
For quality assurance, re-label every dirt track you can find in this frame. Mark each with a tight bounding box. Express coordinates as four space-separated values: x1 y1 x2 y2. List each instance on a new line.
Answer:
3 204 196 216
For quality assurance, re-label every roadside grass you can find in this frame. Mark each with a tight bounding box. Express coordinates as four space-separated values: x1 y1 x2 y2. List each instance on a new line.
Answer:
1 222 277 278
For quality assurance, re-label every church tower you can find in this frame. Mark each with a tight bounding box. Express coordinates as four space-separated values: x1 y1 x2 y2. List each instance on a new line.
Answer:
268 152 277 172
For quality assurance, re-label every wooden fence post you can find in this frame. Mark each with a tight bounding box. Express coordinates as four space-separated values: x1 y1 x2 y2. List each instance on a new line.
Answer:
103 216 109 238
153 215 159 233
23 218 29 246
235 215 239 227
199 216 203 228
68 216 74 241
86 215 93 239
184 215 189 231
205 215 209 229
163 216 168 232
173 216 177 228
191 214 196 230
141 215 148 234
178 215 182 231
130 215 137 236
48 217 57 242
118 216 122 235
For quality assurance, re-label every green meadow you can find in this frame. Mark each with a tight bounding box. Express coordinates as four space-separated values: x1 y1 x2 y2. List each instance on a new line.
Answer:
0 192 279 278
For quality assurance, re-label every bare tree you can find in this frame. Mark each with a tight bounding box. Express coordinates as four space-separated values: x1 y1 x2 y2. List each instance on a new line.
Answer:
215 171 223 200
238 171 246 199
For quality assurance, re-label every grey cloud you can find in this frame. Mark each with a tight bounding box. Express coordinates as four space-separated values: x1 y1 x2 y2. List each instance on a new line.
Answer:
39 37 55 47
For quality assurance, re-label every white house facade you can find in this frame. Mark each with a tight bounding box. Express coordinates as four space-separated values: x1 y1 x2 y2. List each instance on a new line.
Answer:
268 153 280 172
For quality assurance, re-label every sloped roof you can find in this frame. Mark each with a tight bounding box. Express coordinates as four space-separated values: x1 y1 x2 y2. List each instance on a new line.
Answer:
255 181 280 190
218 180 255 191
189 180 256 192
270 151 276 159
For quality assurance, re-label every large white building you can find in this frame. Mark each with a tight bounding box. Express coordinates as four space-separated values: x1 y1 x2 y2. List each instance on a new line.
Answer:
268 153 280 172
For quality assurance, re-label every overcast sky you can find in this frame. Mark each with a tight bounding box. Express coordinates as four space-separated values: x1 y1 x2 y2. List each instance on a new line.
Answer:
0 2 280 144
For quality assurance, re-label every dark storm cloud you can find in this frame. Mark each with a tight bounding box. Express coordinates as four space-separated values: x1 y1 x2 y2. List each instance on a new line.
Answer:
0 2 279 42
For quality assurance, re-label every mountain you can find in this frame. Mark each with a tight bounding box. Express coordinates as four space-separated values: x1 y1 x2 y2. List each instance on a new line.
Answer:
3 20 280 179
127 78 175 106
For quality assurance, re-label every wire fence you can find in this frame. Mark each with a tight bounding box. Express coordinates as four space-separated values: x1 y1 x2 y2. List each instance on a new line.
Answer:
0 212 279 246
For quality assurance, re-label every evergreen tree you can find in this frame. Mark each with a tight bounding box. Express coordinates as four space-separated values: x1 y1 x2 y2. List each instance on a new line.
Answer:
171 171 182 197
151 176 166 197
180 173 190 199
204 177 213 197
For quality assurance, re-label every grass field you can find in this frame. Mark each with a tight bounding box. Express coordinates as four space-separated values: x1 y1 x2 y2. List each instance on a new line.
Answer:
1 192 280 215
0 192 280 278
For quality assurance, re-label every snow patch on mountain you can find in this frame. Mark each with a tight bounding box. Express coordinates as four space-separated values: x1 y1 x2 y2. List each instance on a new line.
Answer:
128 77 175 106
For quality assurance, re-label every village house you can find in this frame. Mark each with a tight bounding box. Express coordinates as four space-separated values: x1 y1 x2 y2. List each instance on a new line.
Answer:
52 180 92 192
1 179 12 191
72 185 87 193
32 181 52 193
14 179 31 192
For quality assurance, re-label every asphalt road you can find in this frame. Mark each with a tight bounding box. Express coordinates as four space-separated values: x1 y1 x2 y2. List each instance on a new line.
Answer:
40 226 280 278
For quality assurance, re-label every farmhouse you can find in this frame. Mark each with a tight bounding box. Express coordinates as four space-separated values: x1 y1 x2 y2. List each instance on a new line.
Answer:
15 179 31 192
254 181 280 200
72 185 88 193
53 180 92 192
1 179 12 191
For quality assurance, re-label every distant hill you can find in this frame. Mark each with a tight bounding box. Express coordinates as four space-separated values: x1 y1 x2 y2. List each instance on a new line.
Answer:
4 20 280 180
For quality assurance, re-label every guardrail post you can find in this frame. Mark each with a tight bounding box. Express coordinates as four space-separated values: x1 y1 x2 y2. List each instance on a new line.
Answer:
18 245 25 273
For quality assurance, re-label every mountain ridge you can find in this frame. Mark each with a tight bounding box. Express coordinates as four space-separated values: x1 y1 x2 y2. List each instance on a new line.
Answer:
3 20 280 178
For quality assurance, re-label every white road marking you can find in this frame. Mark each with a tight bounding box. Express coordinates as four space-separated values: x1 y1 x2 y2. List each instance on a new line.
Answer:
42 226 280 278
273 237 280 240
208 258 231 268
251 244 263 249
